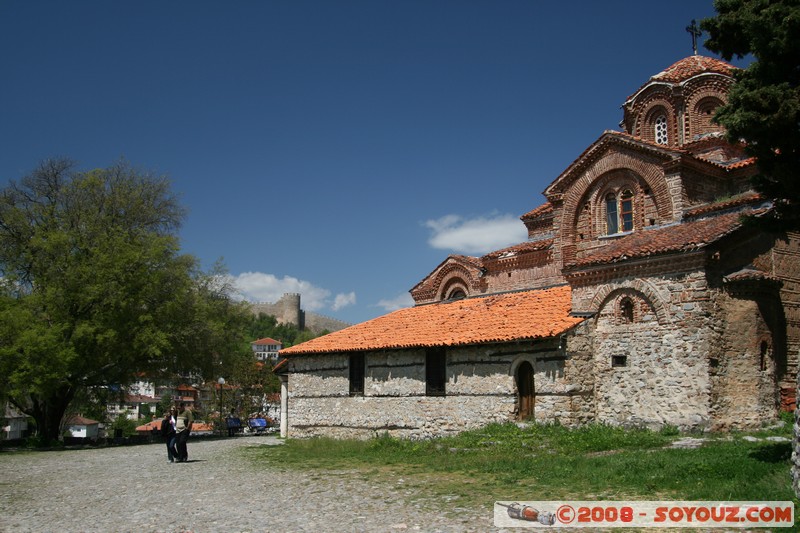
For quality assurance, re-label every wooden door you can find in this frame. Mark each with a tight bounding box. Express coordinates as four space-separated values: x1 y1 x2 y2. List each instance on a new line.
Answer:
517 361 534 420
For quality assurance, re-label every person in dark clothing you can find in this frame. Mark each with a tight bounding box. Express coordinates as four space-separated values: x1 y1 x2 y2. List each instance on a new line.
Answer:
226 408 239 437
161 407 178 462
175 402 193 462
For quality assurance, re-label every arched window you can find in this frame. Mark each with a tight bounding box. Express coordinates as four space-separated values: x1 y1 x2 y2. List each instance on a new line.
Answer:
440 275 469 302
694 97 724 137
654 115 668 145
620 190 634 231
605 189 635 235
620 297 634 323
605 193 618 234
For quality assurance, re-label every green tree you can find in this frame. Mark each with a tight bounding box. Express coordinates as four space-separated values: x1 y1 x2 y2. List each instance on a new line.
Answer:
156 394 173 418
702 0 800 229
0 159 250 444
243 311 330 348
108 415 138 438
233 312 330 416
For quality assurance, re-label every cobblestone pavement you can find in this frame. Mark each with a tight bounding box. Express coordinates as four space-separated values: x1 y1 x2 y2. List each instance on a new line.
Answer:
0 436 494 532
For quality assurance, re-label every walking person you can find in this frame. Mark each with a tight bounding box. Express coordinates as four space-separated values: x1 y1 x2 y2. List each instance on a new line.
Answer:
175 402 193 462
160 407 178 462
226 408 239 437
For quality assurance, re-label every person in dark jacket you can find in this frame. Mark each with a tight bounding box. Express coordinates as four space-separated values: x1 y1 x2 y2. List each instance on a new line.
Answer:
175 403 193 462
160 407 178 462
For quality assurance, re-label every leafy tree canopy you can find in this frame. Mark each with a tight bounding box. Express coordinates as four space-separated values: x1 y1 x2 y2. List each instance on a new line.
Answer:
702 0 800 230
243 312 327 348
0 158 251 443
225 312 329 415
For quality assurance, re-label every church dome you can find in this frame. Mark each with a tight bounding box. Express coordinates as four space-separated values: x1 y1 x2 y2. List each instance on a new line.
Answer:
621 55 737 148
648 55 735 84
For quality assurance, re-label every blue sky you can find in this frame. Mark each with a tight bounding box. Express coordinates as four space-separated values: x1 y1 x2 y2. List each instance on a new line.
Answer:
0 1 741 325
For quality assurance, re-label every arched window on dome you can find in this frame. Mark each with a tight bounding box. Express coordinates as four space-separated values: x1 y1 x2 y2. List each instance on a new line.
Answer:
605 189 634 235
654 114 668 145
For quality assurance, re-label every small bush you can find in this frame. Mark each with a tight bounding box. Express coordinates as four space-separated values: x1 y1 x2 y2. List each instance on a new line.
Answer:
659 424 680 437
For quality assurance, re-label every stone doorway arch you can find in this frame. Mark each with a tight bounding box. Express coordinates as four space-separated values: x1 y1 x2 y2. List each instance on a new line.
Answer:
516 361 535 421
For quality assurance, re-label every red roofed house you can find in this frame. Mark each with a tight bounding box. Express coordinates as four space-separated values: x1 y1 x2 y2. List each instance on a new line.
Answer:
279 55 798 439
251 337 282 363
65 416 100 440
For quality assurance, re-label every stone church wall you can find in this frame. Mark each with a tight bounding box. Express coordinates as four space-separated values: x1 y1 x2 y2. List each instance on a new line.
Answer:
569 267 781 431
286 340 593 439
593 314 713 430
286 269 782 437
710 289 781 429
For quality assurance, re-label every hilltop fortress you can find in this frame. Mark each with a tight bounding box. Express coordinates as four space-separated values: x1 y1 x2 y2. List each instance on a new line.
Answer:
249 293 350 333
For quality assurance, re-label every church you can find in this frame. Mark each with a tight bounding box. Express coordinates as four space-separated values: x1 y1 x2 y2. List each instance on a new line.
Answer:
277 54 799 439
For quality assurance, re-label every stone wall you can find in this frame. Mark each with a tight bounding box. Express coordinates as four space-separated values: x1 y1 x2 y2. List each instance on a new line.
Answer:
286 339 592 439
585 271 713 430
711 285 782 429
570 266 782 431
249 293 351 333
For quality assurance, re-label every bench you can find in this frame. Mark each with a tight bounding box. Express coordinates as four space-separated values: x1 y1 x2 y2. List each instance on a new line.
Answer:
247 418 269 435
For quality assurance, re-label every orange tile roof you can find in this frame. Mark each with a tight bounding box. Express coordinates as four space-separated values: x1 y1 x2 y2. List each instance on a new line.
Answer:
724 268 778 283
449 254 484 269
482 239 553 260
252 337 281 345
135 420 162 432
651 55 736 83
280 285 584 355
520 202 554 220
191 422 214 432
570 209 765 268
626 55 736 103
684 192 763 218
721 157 757 170
272 358 288 373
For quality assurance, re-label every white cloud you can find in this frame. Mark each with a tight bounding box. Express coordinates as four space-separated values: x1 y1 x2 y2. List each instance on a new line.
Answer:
332 291 357 311
424 212 527 255
376 292 415 312
230 271 336 312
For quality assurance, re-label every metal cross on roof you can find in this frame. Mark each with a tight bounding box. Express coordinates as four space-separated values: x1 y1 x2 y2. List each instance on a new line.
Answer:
686 19 702 55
